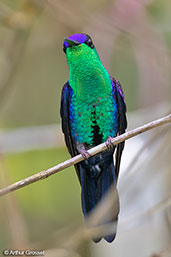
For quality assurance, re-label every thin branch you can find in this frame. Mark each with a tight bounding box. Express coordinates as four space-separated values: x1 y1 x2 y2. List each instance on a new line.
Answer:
0 114 170 197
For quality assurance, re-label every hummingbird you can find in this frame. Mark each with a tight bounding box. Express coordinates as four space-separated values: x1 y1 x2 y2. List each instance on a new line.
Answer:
60 33 127 243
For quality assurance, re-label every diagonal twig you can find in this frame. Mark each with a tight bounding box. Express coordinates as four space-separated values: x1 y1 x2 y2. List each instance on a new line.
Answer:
0 114 170 197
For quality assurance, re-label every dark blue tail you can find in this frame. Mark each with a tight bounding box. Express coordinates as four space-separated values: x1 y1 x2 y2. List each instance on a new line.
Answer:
79 152 120 243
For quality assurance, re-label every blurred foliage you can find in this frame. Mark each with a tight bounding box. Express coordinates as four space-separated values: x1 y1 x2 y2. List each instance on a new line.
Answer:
0 0 170 255
0 148 82 249
0 0 170 128
111 34 138 110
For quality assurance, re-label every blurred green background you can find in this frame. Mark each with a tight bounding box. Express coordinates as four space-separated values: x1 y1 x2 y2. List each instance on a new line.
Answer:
0 0 170 256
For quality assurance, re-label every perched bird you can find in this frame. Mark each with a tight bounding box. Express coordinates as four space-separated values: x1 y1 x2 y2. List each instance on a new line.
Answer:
60 33 127 243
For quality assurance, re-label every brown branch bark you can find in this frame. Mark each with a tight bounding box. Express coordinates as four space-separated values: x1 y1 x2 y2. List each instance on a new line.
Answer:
0 114 170 197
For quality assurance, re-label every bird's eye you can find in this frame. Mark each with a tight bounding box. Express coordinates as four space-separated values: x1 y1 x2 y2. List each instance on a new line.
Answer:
85 38 94 49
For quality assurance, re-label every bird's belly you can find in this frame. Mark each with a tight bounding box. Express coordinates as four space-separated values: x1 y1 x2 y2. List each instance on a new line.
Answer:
69 95 118 145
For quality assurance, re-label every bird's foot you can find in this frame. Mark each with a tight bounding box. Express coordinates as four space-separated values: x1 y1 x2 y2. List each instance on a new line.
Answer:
76 142 91 160
106 136 114 151
80 149 91 160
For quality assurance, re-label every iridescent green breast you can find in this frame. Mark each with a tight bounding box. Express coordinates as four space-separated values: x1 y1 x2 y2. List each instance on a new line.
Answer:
69 73 118 145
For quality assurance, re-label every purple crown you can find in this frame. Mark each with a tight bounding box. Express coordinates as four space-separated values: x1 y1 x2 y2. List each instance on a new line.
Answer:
64 33 87 48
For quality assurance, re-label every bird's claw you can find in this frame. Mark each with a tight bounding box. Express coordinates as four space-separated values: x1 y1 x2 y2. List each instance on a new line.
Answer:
80 149 91 160
106 137 114 151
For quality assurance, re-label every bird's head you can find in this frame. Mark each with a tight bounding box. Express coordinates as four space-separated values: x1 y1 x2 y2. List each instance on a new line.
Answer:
63 33 100 65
